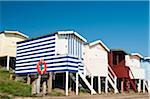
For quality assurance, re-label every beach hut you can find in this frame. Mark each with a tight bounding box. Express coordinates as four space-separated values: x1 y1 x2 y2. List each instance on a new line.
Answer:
108 49 137 93
141 57 150 93
0 31 28 70
15 31 96 95
125 53 145 93
83 40 118 94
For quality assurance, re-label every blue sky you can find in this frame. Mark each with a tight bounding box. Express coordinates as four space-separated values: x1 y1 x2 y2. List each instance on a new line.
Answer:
0 1 149 56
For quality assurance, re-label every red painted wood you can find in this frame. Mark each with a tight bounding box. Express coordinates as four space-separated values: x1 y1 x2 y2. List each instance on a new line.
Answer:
108 50 137 92
108 51 129 78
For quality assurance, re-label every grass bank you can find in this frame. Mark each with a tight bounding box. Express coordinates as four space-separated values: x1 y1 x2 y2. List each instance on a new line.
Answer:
0 69 31 97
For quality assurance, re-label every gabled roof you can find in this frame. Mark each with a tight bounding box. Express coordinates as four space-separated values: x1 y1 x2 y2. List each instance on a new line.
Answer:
87 40 110 52
57 31 87 42
0 31 29 38
131 53 143 58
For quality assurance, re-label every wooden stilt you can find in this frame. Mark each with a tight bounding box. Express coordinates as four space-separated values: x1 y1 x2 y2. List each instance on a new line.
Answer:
76 72 79 95
7 56 10 71
138 79 141 92
27 74 31 85
98 76 101 94
105 76 108 93
42 81 47 96
121 78 124 94
143 80 145 93
48 72 52 93
114 77 118 94
32 79 36 95
36 75 41 94
65 71 69 96
91 76 94 94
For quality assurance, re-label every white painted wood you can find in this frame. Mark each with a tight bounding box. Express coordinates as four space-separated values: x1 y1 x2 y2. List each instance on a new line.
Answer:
91 76 94 94
48 72 52 93
143 80 145 93
36 75 41 94
42 81 47 96
76 72 79 95
31 80 36 95
107 75 119 93
98 76 101 94
138 79 141 92
83 41 109 76
78 71 96 94
65 71 69 96
105 76 108 93
114 77 118 93
7 56 10 71
27 74 30 85
125 55 145 79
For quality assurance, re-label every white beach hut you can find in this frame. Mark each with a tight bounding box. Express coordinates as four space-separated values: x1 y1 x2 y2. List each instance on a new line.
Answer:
125 53 145 92
83 40 118 94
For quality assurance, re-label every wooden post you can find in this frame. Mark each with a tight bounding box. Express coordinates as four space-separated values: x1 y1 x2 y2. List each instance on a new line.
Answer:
138 79 141 92
42 81 47 96
48 72 52 93
121 78 124 94
91 76 94 94
98 76 101 94
65 71 69 96
36 75 41 94
7 56 10 71
114 77 117 94
27 74 31 85
105 76 108 93
9 71 13 80
143 80 145 93
76 72 79 95
32 80 36 95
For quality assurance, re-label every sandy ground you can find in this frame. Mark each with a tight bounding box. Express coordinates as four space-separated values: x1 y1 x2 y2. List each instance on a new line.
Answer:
14 93 150 99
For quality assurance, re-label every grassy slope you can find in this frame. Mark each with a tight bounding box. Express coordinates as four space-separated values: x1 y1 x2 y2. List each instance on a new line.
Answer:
0 69 31 97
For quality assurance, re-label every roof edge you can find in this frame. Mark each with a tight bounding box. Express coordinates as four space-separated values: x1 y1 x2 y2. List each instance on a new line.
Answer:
131 53 143 58
88 40 110 52
1 31 29 38
57 31 87 42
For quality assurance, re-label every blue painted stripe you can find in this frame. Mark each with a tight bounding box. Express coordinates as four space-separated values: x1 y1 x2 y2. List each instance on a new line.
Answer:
49 60 78 64
17 50 55 58
78 65 84 67
16 65 78 71
17 33 55 44
16 69 77 74
16 61 78 68
17 38 55 48
17 46 55 54
16 72 37 74
79 69 84 71
16 56 79 64
16 54 55 61
17 42 55 51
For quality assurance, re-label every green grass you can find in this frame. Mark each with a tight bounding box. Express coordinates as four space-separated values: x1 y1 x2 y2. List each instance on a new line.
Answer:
0 69 31 97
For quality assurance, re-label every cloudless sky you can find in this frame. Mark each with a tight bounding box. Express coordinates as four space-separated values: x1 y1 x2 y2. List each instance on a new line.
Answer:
0 1 149 56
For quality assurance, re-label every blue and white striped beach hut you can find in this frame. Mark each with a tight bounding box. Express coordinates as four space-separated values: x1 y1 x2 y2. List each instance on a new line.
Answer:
15 31 96 95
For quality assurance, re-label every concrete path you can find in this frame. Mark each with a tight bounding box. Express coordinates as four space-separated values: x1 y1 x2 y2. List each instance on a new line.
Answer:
14 93 150 99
